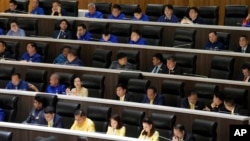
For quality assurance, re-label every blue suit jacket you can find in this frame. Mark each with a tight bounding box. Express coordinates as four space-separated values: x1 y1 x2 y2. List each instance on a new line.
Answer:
40 114 64 128
141 94 164 105
0 108 5 121
24 108 46 125
180 98 205 110
0 28 4 35
53 30 72 39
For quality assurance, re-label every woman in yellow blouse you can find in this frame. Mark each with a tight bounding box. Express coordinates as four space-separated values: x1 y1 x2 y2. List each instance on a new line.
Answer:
106 114 126 136
66 77 88 97
138 118 159 141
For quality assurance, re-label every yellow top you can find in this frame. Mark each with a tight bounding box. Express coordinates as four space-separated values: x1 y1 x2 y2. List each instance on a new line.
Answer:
70 118 95 132
106 126 126 136
189 103 195 109
119 95 125 101
150 100 154 105
138 130 159 141
70 87 88 97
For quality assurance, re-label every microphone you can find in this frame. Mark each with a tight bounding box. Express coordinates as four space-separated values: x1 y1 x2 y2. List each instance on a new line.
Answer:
159 135 172 141
172 43 191 48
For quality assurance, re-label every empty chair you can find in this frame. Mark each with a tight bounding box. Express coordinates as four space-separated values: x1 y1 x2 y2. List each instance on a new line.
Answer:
173 6 188 21
175 53 197 74
91 49 112 68
0 130 13 141
56 100 80 129
110 23 131 43
199 6 219 25
39 0 53 15
224 5 248 26
122 109 145 138
86 106 111 133
0 66 15 88
142 26 163 46
145 4 164 21
56 72 76 89
216 32 231 50
0 18 9 34
88 22 109 41
61 0 78 17
82 74 105 98
120 4 139 19
0 95 18 122
151 113 176 140
94 2 112 18
18 19 38 36
35 93 58 108
223 87 248 108
118 72 143 86
161 80 184 107
192 119 217 141
16 0 29 12
25 69 48 92
127 79 150 102
172 28 196 48
194 83 219 106
5 41 20 59
35 42 49 62
117 50 140 70
209 56 235 80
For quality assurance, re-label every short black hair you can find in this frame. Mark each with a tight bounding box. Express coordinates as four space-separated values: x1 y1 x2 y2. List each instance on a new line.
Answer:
59 19 69 26
167 55 176 62
214 91 225 101
11 73 21 79
132 29 141 36
116 83 127 90
147 86 157 93
164 4 174 10
9 0 17 5
44 106 55 114
27 42 38 50
9 19 18 25
62 45 71 50
188 7 199 14
34 95 46 106
153 53 163 62
209 31 217 36
117 52 127 60
174 124 185 132
224 96 236 106
74 109 86 117
240 35 248 40
102 29 110 36
134 7 142 14
112 4 121 10
242 63 250 71
187 90 197 97
52 0 61 4
68 49 77 56
0 41 6 47
77 23 87 29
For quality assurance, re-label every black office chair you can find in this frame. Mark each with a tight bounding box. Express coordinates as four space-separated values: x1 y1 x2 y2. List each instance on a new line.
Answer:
61 0 79 17
216 32 231 50
224 5 248 26
17 19 38 36
5 41 20 59
192 119 217 141
117 50 140 70
56 100 80 129
39 0 53 15
118 72 143 86
175 53 197 74
120 4 139 19
145 4 164 21
199 6 219 25
88 22 109 41
151 113 176 141
91 49 112 68
0 130 13 141
142 26 163 46
194 83 219 106
173 6 188 21
82 74 105 98
127 79 150 102
56 72 76 89
35 93 58 108
77 137 88 141
24 69 48 92
86 106 111 133
0 66 15 88
110 23 131 43
0 18 9 34
35 42 49 62
209 56 235 80
0 95 18 122
94 2 112 19
161 80 184 107
223 87 248 109
172 28 196 48
122 109 145 138
16 0 29 12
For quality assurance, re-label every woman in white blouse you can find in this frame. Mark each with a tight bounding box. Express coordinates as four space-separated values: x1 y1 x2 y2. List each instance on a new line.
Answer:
66 77 88 97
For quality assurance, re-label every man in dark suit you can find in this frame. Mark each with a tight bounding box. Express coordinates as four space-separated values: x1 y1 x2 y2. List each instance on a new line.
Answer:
238 63 250 82
224 96 249 116
5 0 22 13
235 35 250 53
149 53 167 73
180 90 205 110
204 91 226 112
114 84 133 101
166 56 182 75
172 124 195 141
141 86 164 105
43 106 64 128
52 19 72 39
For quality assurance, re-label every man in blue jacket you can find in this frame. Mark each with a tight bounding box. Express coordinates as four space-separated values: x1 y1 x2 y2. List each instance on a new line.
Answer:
0 108 5 121
142 86 164 105
43 106 64 128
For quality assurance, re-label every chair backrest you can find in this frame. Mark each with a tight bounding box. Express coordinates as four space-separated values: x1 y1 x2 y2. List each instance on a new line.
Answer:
209 56 235 80
86 106 111 133
94 2 112 19
36 42 49 62
39 0 53 15
192 119 217 141
175 53 197 74
216 32 231 50
117 50 140 70
18 19 38 36
223 87 248 108
122 109 145 138
145 4 164 21
161 80 184 107
61 0 79 17
194 83 219 106
82 74 105 98
56 72 76 89
173 6 188 21
88 22 109 41
118 72 143 86
0 66 15 88
224 5 248 26
120 4 139 19
127 79 150 102
0 18 9 34
35 93 58 108
25 69 48 92
172 28 196 48
16 0 29 12
0 131 13 141
0 95 18 122
199 6 219 25
142 26 163 46
56 100 80 129
110 23 131 43
91 49 112 68
5 41 20 59
151 113 176 140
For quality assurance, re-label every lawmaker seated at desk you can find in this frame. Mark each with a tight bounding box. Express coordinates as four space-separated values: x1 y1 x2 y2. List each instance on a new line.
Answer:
109 53 134 70
100 30 118 43
5 0 22 13
53 46 70 64
149 53 167 74
180 7 203 24
180 90 205 110
108 4 126 20
30 0 45 15
64 49 83 66
141 86 164 105
106 114 126 136
85 2 103 18
128 29 147 45
51 0 67 16
76 23 92 41
224 96 249 116
172 124 195 141
138 117 159 141
5 73 39 91
0 108 5 121
166 56 182 75
132 7 149 21
6 19 26 37
53 19 72 39
20 42 42 62
46 73 67 94
204 91 226 112
114 84 133 101
66 77 88 97
204 31 224 50
238 63 250 82
70 109 95 132
242 13 250 27
0 40 13 59
43 106 64 128
157 4 179 23
234 35 250 53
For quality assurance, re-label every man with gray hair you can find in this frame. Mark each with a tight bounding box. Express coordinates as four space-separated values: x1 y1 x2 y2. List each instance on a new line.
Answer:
46 73 66 94
85 2 103 18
